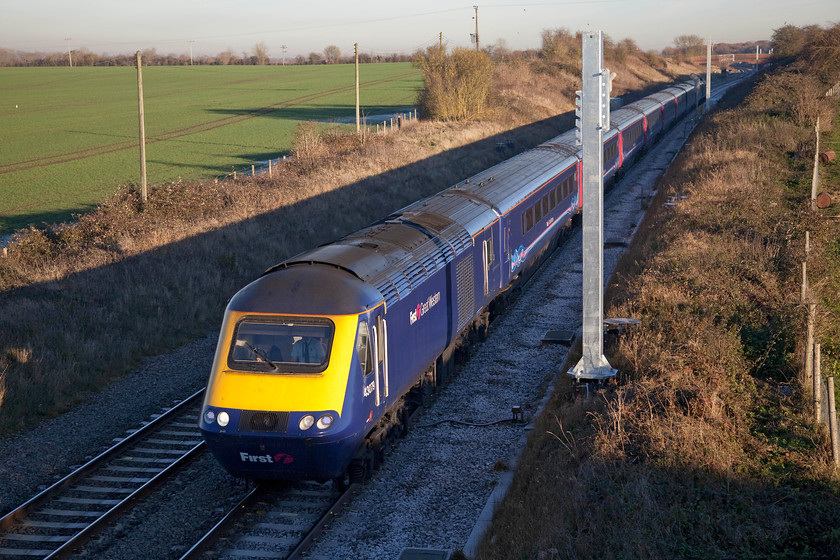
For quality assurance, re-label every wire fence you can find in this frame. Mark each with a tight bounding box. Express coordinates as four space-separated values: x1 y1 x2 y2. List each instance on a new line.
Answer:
220 110 419 182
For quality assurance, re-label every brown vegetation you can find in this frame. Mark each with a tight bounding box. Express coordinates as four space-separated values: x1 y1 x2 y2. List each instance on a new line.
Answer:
414 47 495 121
477 25 840 560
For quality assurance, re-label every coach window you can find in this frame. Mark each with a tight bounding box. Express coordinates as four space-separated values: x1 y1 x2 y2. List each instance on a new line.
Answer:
356 321 372 375
526 207 534 232
549 188 557 209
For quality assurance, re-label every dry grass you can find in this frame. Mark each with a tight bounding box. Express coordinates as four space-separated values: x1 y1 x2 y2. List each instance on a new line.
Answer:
477 70 840 558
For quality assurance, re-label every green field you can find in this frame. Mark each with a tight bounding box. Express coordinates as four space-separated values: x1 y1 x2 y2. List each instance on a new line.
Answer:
0 63 422 234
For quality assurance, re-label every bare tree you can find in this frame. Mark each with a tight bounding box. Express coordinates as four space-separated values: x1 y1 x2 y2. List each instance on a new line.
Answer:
323 45 341 64
252 42 270 65
217 48 234 65
673 35 704 57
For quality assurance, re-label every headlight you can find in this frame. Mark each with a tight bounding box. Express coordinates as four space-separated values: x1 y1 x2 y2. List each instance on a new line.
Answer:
217 411 230 427
316 414 334 430
299 414 315 430
204 410 215 424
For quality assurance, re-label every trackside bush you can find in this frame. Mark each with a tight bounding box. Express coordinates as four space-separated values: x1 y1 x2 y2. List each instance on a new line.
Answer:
414 47 494 121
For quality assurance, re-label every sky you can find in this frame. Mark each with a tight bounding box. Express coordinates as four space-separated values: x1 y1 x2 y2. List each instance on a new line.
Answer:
1 0 836 60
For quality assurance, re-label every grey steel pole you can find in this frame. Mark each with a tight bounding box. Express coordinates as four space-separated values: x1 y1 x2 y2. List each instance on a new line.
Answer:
706 36 712 101
569 30 616 381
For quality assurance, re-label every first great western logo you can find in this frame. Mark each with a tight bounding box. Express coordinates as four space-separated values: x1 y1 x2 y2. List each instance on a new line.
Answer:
408 291 441 325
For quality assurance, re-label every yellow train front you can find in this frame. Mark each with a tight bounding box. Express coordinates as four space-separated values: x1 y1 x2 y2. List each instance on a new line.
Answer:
199 263 387 483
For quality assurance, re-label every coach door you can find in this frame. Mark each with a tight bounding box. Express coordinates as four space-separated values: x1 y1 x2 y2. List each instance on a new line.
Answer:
371 314 389 407
481 225 500 297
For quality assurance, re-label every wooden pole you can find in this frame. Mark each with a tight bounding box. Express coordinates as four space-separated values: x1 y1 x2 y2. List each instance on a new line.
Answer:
473 5 479 52
806 303 815 391
136 51 148 202
815 343 823 424
802 261 807 303
268 159 272 177
828 377 839 467
812 117 820 210
355 43 360 133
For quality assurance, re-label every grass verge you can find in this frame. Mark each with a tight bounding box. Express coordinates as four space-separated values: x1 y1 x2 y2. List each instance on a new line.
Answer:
475 71 840 558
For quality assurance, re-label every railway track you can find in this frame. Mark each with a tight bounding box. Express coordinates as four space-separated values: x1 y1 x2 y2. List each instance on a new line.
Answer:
0 390 206 559
179 481 356 560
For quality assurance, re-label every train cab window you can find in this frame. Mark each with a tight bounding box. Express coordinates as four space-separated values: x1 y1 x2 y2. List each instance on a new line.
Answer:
228 317 334 373
355 321 372 375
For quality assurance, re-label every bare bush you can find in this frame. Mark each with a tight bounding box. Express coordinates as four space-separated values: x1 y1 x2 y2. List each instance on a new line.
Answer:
414 47 494 121
748 70 832 126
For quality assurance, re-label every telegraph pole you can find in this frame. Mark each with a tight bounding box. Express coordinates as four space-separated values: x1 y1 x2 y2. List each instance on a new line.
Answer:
569 30 616 384
473 6 479 52
440 32 443 51
188 40 194 65
65 38 73 68
355 43 360 133
136 51 148 202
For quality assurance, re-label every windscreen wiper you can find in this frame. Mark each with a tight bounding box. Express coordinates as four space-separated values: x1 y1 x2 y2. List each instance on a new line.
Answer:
244 342 278 371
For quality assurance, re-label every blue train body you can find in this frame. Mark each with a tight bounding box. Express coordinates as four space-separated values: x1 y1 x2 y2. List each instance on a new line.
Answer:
200 78 705 483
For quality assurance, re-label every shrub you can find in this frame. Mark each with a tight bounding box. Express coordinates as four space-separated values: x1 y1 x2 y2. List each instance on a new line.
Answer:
414 47 494 121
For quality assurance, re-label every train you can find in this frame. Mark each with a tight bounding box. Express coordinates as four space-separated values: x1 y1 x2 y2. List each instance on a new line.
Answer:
199 77 705 485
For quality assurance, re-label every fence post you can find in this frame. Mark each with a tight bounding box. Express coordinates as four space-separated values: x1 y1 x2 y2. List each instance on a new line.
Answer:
806 303 815 391
268 159 272 177
828 377 839 467
802 261 808 303
812 117 820 210
815 343 822 424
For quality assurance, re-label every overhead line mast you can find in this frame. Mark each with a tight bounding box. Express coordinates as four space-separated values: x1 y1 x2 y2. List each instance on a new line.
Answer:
569 30 617 384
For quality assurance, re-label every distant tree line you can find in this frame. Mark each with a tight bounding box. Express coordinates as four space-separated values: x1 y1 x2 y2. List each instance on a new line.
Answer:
0 43 413 67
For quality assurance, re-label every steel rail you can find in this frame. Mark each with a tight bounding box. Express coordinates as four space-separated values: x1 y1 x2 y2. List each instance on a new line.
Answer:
285 483 359 560
177 482 265 560
0 388 206 559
